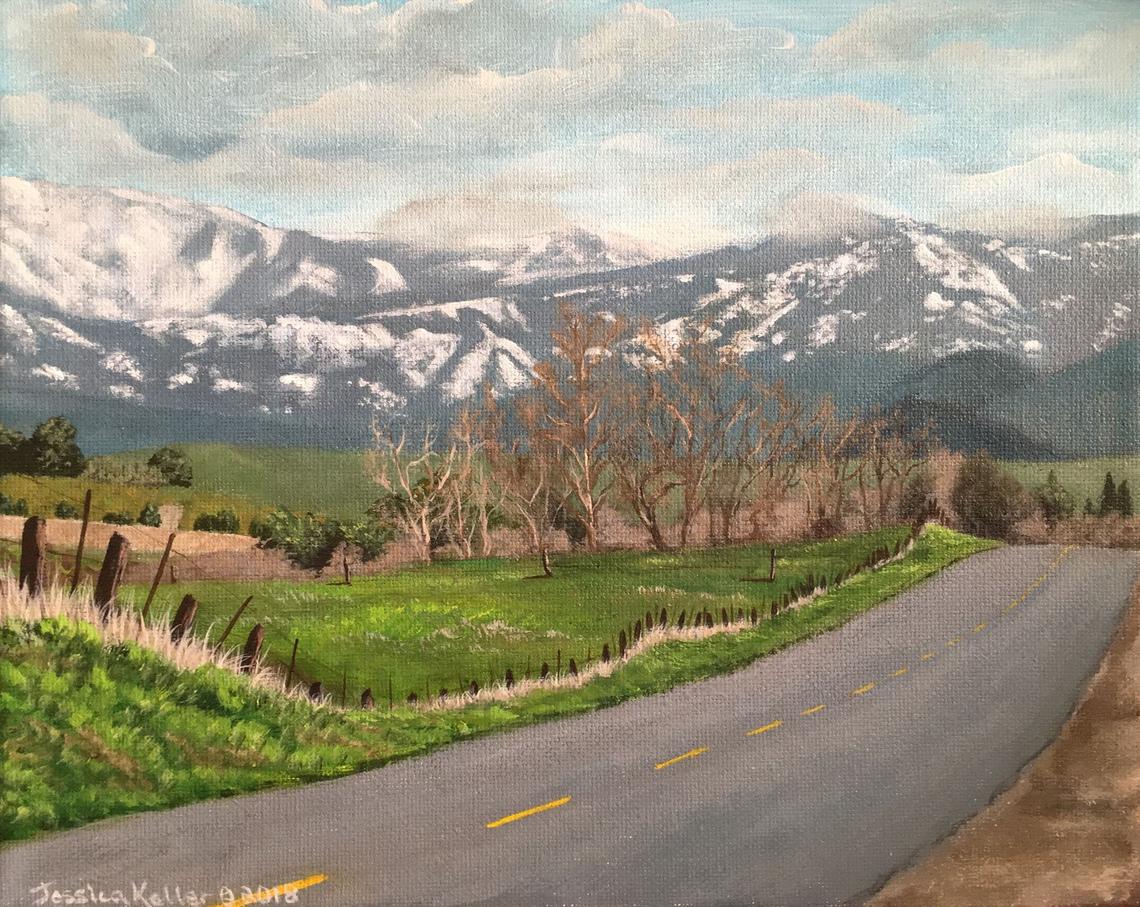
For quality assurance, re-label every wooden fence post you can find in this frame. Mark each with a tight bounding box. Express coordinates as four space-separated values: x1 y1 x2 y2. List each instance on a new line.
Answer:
239 623 264 674
285 638 299 689
340 669 347 707
19 516 46 597
170 594 199 642
94 532 130 621
215 595 254 647
141 532 176 620
69 489 92 594
361 688 374 709
769 548 777 582
309 681 323 701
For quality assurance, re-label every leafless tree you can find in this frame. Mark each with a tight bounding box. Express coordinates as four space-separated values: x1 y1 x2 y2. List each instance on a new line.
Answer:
446 396 505 558
532 303 626 551
490 393 561 577
367 422 455 562
802 398 865 535
854 410 933 529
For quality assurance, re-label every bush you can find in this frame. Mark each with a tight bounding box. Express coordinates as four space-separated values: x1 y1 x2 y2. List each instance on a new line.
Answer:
147 447 192 487
102 511 135 525
951 453 1032 540
898 466 936 523
138 503 162 527
83 459 166 486
1034 469 1075 530
192 509 240 533
0 492 29 516
54 501 80 518
23 417 85 477
253 508 390 570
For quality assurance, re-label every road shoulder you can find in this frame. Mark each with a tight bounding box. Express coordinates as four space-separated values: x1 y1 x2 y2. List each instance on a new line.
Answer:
872 576 1140 907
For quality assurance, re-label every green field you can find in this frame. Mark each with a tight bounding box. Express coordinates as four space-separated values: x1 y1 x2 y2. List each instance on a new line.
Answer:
2 525 994 840
1001 456 1139 508
137 527 912 704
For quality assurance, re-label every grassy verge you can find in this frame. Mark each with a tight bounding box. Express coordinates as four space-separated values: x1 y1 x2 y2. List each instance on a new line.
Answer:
1 526 993 842
131 528 914 704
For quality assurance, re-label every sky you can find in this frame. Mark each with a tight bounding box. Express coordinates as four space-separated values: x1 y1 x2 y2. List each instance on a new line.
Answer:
1 0 1137 253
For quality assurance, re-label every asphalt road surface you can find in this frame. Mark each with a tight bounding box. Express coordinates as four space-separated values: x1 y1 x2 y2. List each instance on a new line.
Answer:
4 545 1138 907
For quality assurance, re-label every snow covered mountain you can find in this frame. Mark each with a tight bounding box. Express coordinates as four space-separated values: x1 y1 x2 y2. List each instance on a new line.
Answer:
2 177 1137 453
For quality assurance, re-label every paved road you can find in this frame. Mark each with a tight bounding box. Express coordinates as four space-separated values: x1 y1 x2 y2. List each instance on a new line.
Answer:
3 545 1138 907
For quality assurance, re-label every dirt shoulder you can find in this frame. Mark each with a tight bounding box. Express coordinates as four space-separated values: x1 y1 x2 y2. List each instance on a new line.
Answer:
872 580 1140 907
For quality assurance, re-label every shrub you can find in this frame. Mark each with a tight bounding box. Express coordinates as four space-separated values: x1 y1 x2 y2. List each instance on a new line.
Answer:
138 503 162 527
23 417 85 477
147 447 192 487
0 492 29 516
252 508 390 570
83 459 165 486
1034 469 1075 530
54 501 80 518
898 466 936 523
102 511 134 525
951 453 1032 540
192 509 240 534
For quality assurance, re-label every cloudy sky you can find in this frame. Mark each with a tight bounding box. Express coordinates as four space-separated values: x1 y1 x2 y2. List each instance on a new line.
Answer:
2 0 1137 252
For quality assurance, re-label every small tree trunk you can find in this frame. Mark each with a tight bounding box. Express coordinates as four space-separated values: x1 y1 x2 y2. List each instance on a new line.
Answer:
342 546 351 585
540 546 553 578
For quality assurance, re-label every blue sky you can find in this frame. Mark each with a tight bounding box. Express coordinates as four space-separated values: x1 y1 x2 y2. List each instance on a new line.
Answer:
2 0 1136 251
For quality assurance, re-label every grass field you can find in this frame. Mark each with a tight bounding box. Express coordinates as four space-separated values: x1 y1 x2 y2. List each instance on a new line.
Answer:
2 525 993 841
1002 456 1139 508
136 527 911 705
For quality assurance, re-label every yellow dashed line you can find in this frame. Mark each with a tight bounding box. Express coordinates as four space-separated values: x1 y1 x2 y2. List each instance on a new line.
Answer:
892 667 909 677
851 682 875 697
801 704 826 716
946 637 961 648
206 874 328 907
486 796 572 828
921 652 937 661
654 748 708 771
973 622 988 633
747 720 782 737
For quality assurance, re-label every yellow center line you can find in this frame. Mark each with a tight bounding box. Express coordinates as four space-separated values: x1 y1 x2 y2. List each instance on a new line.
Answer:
206 874 328 907
486 795 572 828
801 704 826 716
892 666 909 677
654 747 708 771
851 682 875 696
747 720 782 737
921 651 937 661
946 637 961 647
1005 601 1019 611
973 622 988 633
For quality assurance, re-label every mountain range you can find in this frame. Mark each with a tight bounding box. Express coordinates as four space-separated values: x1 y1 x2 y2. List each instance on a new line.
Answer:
1 176 1136 456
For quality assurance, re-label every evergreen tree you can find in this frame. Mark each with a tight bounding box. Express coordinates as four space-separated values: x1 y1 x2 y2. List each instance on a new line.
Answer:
1083 497 1095 515
1117 480 1133 517
1099 472 1118 516
1035 469 1074 530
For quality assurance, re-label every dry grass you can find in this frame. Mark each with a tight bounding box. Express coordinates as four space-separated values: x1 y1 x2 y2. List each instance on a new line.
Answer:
872 580 1140 907
0 571 306 701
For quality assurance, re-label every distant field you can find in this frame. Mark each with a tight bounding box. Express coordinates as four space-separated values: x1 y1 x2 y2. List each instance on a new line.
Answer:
107 443 375 520
1000 456 1139 506
131 528 915 704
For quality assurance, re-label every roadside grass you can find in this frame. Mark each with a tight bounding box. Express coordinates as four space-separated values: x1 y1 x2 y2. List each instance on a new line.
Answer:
0 525 994 842
131 528 917 704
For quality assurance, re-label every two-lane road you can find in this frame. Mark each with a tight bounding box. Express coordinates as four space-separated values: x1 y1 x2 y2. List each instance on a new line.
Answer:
3 545 1138 907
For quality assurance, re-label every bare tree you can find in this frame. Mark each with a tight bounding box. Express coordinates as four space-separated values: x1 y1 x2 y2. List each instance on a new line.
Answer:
532 303 626 551
446 395 505 558
367 423 456 562
491 394 560 577
609 362 680 551
854 410 933 529
802 398 864 535
707 379 805 543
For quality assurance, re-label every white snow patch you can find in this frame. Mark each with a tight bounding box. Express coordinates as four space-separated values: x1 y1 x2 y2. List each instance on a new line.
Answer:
770 331 786 345
675 274 695 283
909 230 1018 308
100 351 144 381
809 314 840 348
212 377 249 393
31 363 77 388
279 373 321 395
1022 339 1043 353
367 258 407 294
781 350 797 362
923 291 956 313
394 329 461 389
167 364 198 389
31 316 102 351
278 259 340 297
354 378 405 411
107 384 142 400
1 305 37 354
